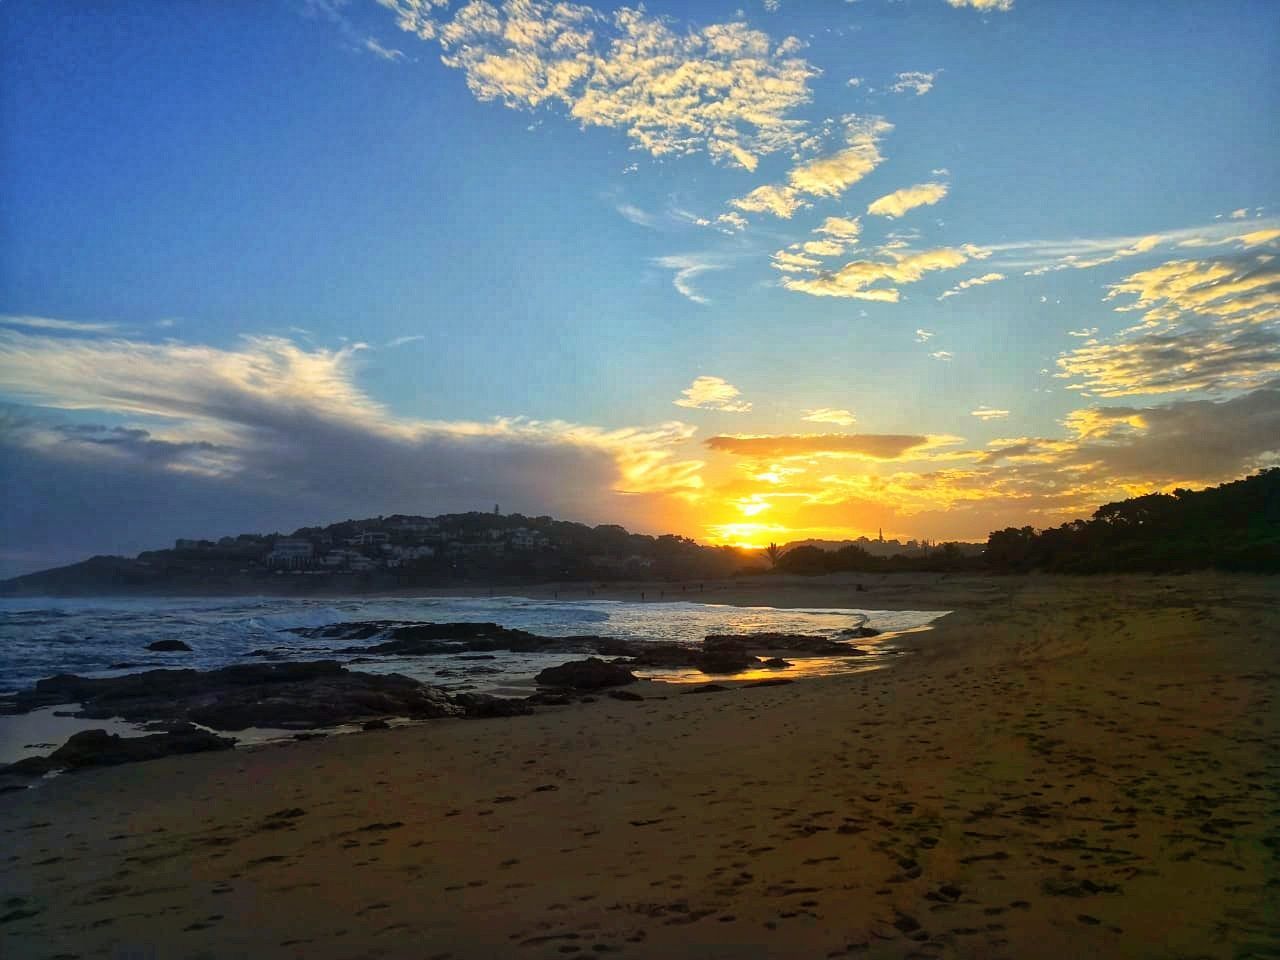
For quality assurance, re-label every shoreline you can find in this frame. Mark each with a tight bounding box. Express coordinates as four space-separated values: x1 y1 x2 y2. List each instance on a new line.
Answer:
3 573 1277 959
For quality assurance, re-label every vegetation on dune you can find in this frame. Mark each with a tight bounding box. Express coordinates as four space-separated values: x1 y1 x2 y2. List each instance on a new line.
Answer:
983 468 1280 574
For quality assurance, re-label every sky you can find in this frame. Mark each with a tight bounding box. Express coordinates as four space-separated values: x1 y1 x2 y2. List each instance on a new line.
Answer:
1 0 1278 575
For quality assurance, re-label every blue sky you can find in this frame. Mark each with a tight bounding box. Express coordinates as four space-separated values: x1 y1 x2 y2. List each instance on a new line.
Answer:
1 0 1277 574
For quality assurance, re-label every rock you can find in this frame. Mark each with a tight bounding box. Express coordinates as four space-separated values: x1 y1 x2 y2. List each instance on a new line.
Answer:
696 649 760 674
453 693 535 718
146 639 192 652
535 658 637 690
0 724 235 775
747 678 794 688
608 690 644 702
1 661 465 730
763 658 793 668
362 718 390 730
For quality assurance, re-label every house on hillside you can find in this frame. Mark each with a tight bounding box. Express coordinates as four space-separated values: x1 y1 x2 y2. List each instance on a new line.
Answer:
267 539 314 569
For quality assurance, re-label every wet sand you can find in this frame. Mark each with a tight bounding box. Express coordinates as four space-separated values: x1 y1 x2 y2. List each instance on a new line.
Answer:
2 573 1277 959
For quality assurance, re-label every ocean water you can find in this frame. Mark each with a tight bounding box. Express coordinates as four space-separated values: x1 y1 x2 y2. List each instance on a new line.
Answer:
0 596 947 763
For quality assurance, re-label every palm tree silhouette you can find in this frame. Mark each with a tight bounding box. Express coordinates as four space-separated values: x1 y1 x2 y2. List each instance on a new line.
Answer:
765 542 781 568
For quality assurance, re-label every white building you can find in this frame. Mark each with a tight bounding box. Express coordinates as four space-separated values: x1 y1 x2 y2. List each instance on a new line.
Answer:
267 539 314 569
509 528 550 551
392 545 436 561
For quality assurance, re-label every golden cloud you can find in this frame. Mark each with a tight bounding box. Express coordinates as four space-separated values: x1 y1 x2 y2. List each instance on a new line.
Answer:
673 375 752 412
705 433 960 460
382 0 817 168
867 182 949 219
781 245 979 301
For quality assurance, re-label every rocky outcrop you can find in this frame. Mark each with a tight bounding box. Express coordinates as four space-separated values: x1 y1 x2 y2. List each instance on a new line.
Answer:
1 724 234 777
146 639 192 652
535 658 637 690
0 661 465 730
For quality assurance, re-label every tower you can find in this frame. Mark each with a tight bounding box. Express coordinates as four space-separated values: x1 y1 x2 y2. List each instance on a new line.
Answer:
494 504 500 516
878 527 884 543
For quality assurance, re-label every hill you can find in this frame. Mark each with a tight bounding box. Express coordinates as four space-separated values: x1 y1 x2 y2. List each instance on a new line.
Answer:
984 469 1280 573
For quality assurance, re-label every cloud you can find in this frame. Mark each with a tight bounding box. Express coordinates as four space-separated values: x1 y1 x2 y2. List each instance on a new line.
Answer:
937 271 1006 300
1056 324 1280 397
363 36 406 61
1104 256 1280 328
915 328 934 342
930 350 954 360
786 117 893 199
781 245 981 302
385 335 426 348
730 117 892 220
1230 208 1249 219
1067 327 1098 338
377 0 817 169
890 71 936 96
673 376 752 413
970 406 1009 421
653 254 724 304
815 216 862 242
0 314 119 334
801 408 857 426
706 433 958 460
984 218 1279 275
700 386 1280 545
0 331 709 573
731 184 807 219
801 239 845 257
617 203 658 228
771 248 823 273
945 0 1013 10
867 182 949 219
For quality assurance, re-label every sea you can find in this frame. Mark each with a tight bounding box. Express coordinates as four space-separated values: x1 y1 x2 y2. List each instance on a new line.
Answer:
0 595 946 764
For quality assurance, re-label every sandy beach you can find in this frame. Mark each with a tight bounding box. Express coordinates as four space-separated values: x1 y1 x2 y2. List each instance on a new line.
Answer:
2 573 1277 959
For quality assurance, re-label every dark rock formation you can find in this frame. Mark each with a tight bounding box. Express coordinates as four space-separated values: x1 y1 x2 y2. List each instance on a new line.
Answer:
1 724 233 777
607 690 644 702
763 658 793 669
146 639 192 652
0 661 463 730
535 658 637 690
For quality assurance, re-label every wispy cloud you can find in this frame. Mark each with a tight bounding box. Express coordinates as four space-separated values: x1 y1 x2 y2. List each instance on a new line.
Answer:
363 36 405 61
654 254 725 304
915 328 934 343
0 315 120 334
970 406 1009 421
945 0 1013 10
937 271 1006 300
616 203 659 228
385 335 425 348
801 408 857 426
673 376 752 413
706 433 960 460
